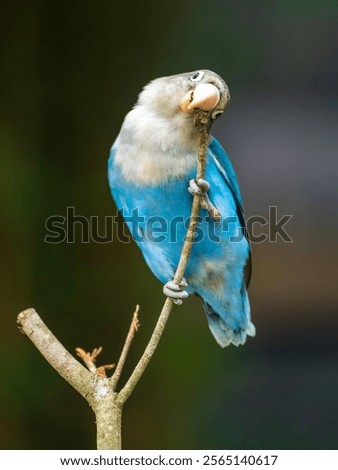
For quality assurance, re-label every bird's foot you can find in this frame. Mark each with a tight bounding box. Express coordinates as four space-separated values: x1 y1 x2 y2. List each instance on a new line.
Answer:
188 179 222 221
188 178 210 196
163 279 189 305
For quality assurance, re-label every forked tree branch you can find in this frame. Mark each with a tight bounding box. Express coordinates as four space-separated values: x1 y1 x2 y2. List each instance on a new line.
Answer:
17 110 210 449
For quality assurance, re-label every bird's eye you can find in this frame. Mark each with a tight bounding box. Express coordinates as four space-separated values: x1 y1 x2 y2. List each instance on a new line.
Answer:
211 110 223 120
191 71 204 82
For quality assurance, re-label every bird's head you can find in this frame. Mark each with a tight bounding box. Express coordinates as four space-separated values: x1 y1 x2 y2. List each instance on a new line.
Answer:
138 69 230 127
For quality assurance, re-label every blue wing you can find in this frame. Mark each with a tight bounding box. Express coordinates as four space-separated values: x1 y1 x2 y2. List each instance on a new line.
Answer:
209 137 252 287
108 146 185 283
209 137 243 204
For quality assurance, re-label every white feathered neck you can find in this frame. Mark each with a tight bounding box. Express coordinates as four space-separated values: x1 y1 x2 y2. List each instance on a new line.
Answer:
114 105 204 186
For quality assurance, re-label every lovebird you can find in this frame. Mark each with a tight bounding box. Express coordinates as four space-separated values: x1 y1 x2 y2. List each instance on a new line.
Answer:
108 70 255 347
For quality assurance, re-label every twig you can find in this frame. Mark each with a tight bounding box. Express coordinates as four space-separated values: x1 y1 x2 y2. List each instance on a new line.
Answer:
76 347 103 373
96 363 115 377
118 112 209 404
111 305 140 391
76 347 115 377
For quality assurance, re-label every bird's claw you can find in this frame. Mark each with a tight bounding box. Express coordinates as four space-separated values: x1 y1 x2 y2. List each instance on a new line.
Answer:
188 179 221 221
188 178 210 196
163 280 189 305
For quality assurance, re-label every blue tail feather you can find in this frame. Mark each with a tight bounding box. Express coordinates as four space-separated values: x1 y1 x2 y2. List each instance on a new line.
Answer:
203 287 255 348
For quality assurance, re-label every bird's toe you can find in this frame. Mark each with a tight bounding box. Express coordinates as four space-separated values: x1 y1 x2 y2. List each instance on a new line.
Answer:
163 280 189 304
188 178 210 196
196 178 210 192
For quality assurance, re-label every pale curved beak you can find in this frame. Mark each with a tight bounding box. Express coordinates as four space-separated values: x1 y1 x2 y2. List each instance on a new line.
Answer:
180 83 220 113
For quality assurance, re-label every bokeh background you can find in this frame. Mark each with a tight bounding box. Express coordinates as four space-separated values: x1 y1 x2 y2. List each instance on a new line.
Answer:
1 0 338 450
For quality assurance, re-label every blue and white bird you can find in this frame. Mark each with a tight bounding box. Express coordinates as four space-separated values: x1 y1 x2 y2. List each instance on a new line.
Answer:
108 70 255 347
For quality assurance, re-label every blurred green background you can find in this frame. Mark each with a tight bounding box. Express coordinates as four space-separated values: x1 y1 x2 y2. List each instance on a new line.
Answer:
1 0 338 449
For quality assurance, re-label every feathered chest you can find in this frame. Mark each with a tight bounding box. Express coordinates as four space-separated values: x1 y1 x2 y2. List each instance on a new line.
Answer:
113 107 199 186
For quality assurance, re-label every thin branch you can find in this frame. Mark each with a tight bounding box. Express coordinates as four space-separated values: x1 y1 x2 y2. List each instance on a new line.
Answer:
174 110 209 284
118 297 172 404
17 308 95 405
111 305 140 391
118 112 209 404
